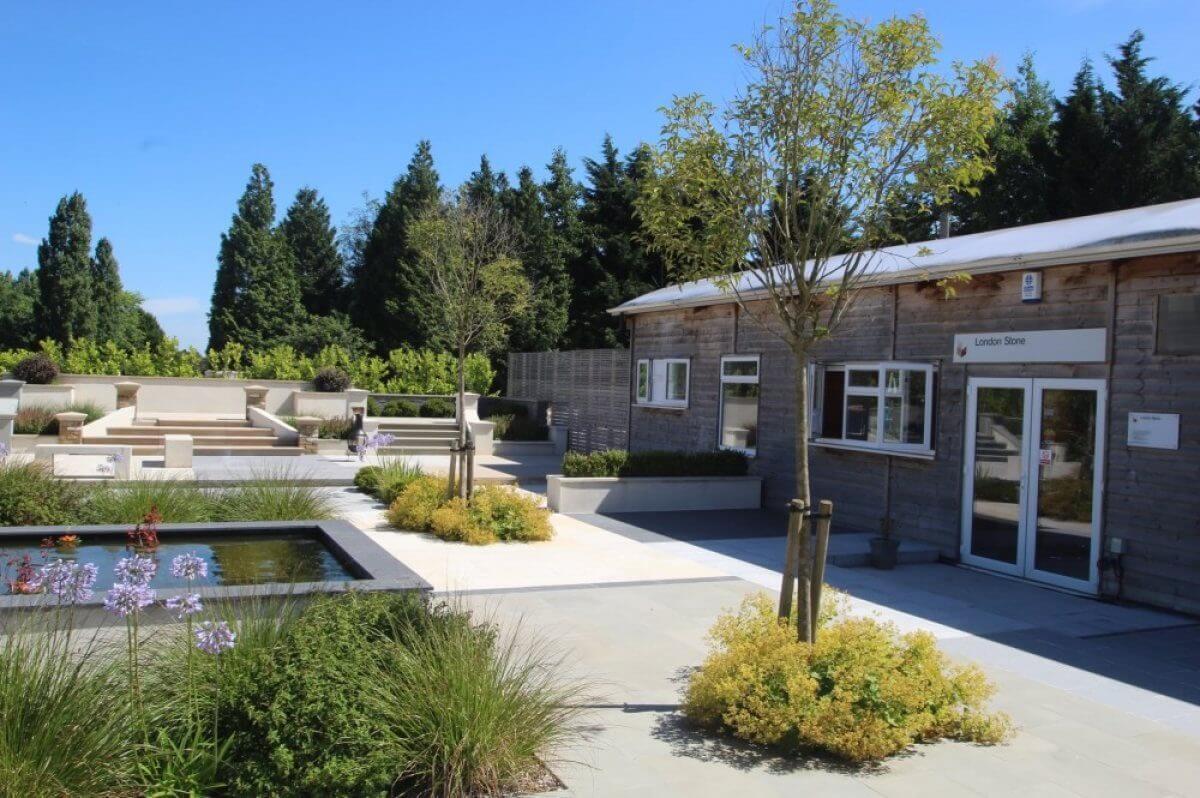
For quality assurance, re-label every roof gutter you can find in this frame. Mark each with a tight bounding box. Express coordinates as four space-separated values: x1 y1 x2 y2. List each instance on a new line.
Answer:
607 235 1200 316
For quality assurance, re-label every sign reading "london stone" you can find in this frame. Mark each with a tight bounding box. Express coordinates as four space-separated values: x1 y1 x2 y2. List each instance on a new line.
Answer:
952 328 1107 364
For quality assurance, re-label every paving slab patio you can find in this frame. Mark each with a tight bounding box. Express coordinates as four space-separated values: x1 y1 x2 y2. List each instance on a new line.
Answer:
465 577 1200 798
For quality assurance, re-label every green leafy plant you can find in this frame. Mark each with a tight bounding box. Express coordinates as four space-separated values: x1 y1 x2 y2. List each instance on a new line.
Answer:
419 397 455 418
382 399 419 417
561 449 748 478
683 593 1011 762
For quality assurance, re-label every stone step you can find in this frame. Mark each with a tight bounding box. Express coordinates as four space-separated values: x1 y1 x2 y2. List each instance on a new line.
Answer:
372 427 460 439
194 445 303 457
107 425 275 437
377 445 457 456
138 417 252 427
85 434 290 447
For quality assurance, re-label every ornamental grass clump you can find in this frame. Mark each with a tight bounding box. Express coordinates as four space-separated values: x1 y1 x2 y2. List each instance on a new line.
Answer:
81 477 211 524
683 593 1011 762
0 460 86 526
0 620 136 796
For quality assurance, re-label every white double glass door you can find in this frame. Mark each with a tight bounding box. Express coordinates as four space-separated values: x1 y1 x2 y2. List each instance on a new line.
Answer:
961 378 1106 593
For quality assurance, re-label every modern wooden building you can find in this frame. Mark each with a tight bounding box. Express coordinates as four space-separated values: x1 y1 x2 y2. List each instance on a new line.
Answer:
609 198 1200 614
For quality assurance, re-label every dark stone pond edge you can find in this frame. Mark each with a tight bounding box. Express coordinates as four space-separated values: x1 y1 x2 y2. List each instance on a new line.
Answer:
0 520 431 611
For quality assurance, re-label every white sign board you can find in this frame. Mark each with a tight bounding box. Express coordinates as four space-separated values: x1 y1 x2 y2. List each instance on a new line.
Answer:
953 328 1107 364
1127 412 1180 450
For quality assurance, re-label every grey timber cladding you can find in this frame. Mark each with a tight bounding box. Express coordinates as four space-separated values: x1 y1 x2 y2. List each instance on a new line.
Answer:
623 253 1200 615
506 349 630 452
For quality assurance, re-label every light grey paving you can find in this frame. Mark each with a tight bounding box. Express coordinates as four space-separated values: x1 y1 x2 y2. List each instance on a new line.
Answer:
471 579 1200 798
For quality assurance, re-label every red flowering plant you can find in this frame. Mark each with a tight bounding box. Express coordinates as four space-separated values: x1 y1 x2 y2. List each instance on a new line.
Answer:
127 506 162 551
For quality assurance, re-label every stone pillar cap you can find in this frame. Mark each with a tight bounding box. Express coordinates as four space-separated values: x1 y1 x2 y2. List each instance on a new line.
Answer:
55 411 87 421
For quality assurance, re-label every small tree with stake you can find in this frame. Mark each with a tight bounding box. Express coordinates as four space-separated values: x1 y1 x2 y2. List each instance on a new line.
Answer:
636 0 1002 641
409 190 529 498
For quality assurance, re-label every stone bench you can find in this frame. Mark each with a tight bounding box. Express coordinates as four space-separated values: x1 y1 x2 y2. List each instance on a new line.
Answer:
34 444 134 479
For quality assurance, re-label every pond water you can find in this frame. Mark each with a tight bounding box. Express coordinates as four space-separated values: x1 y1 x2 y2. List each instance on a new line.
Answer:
1 532 357 594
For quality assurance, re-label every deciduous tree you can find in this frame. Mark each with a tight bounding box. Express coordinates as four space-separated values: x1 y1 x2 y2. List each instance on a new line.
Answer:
637 0 1002 640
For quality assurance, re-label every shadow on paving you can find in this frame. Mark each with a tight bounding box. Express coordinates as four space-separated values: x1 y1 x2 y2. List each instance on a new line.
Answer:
582 509 1200 713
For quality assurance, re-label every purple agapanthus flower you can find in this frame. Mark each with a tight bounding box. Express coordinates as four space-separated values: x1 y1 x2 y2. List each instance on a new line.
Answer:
104 581 155 617
170 553 208 582
0 442 9 459
114 555 157 587
365 432 396 450
37 559 98 604
195 620 236 655
164 592 203 619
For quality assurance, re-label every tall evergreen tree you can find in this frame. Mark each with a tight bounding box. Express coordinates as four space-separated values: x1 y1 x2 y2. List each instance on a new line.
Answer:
465 155 509 206
351 141 441 352
0 269 37 349
956 54 1057 233
541 148 585 343
1050 59 1113 218
569 137 666 348
280 187 345 316
35 192 96 344
1103 31 1200 209
503 166 570 352
90 238 124 344
207 164 303 351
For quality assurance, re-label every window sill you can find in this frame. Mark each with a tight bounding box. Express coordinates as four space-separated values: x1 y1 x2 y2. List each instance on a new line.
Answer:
810 439 935 460
636 402 689 411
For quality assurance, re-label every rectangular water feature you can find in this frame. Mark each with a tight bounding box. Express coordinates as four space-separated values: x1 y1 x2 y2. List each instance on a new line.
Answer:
0 521 429 609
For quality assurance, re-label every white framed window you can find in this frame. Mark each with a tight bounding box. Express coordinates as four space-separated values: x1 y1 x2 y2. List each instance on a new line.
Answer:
635 357 690 408
811 361 935 455
719 355 760 455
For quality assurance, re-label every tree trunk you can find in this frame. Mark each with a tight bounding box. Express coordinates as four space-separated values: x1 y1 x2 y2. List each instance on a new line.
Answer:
456 343 468 499
792 348 814 642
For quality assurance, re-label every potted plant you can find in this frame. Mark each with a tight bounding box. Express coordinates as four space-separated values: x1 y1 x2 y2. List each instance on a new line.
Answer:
869 517 900 569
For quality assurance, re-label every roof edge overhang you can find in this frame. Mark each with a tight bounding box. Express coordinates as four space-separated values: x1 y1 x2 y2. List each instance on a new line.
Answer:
607 234 1200 317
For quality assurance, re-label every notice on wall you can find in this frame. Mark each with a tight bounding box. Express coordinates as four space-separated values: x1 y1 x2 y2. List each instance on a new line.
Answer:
952 328 1107 364
1127 412 1180 450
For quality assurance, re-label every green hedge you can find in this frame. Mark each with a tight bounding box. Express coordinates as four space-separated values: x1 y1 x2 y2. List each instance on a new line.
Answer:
560 449 748 478
0 339 495 395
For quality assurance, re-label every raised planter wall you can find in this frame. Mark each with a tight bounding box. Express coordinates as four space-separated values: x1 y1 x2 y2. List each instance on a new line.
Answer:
38 374 314 415
547 474 762 514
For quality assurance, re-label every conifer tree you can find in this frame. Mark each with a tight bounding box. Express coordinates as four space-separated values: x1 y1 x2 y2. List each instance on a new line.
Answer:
207 164 303 351
1103 31 1200 208
90 238 125 344
351 141 441 351
504 166 570 352
1050 60 1113 218
36 192 96 344
956 54 1057 232
0 269 37 349
541 148 585 343
569 137 665 348
465 155 509 206
280 187 345 316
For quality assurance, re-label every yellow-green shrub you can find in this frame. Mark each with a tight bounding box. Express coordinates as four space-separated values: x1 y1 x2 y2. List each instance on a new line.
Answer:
683 594 1010 762
387 476 447 531
429 487 552 545
389 480 553 545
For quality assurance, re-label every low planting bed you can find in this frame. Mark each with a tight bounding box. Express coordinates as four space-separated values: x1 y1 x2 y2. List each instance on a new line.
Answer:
548 449 761 514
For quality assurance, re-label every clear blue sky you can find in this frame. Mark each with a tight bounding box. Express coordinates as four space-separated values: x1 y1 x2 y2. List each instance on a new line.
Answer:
2 0 1197 349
